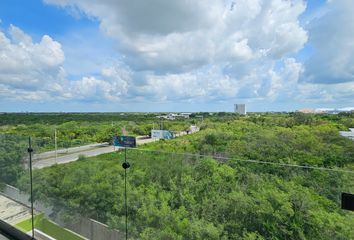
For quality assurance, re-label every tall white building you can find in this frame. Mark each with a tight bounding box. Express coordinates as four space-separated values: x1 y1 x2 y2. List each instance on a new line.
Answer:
234 104 246 115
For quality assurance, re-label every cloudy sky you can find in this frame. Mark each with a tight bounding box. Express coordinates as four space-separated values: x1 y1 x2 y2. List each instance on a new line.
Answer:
0 0 354 112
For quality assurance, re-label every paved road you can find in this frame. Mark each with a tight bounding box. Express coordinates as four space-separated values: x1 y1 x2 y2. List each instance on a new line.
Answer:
34 143 108 160
32 131 198 169
32 136 161 169
33 143 117 169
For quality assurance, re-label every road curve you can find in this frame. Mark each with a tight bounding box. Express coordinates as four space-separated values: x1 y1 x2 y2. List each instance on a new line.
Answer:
32 136 159 169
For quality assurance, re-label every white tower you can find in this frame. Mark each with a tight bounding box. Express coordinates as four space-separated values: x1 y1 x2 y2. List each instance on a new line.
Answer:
234 104 246 115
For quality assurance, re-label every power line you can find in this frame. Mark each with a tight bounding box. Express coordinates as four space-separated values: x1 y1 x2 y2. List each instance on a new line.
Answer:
121 147 354 175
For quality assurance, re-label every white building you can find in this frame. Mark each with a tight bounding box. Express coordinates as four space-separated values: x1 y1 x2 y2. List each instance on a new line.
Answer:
189 125 200 133
234 104 246 115
340 128 354 140
156 113 191 120
180 113 191 119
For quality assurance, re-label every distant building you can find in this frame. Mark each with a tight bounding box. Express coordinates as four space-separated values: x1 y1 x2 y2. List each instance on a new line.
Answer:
297 108 318 114
234 104 246 115
340 128 354 140
156 113 191 120
180 113 191 119
189 125 200 133
297 107 354 114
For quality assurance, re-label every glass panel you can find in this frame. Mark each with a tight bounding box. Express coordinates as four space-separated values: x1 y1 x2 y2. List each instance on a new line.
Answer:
0 134 31 235
29 137 125 240
124 148 354 239
6 136 353 240
124 148 186 239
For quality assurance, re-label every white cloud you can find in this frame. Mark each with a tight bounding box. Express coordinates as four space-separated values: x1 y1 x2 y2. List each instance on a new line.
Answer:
302 0 354 84
128 58 304 104
5 1 354 108
38 0 315 107
64 66 131 102
295 81 354 105
0 24 308 105
44 0 308 73
0 25 65 91
0 25 131 103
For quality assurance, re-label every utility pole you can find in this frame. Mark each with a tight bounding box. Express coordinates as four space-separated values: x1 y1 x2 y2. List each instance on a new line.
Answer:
122 147 130 240
54 129 58 164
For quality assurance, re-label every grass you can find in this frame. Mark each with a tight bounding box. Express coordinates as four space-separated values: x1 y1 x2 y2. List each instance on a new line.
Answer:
16 214 85 240
15 214 41 232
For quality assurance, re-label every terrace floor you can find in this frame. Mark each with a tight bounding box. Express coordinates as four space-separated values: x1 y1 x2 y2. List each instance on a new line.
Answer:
0 195 31 225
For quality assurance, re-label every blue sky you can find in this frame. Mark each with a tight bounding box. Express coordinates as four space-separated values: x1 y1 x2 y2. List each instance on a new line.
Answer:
0 0 354 112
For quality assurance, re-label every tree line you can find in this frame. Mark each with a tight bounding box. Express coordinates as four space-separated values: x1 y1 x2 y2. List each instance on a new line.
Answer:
10 112 354 239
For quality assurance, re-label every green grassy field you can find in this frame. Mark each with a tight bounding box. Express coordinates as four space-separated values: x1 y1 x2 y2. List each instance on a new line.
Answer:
16 214 85 240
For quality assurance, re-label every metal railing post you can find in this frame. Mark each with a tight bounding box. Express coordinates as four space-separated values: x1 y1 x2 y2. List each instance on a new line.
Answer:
28 137 35 239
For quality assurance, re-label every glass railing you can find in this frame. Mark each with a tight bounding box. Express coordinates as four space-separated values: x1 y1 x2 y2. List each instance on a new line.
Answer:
123 148 354 239
0 134 32 238
29 137 125 240
1 135 354 239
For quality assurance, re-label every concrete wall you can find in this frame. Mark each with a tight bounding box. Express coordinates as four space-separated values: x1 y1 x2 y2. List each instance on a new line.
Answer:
34 229 56 240
1 184 124 240
2 184 31 206
67 218 124 240
2 184 53 217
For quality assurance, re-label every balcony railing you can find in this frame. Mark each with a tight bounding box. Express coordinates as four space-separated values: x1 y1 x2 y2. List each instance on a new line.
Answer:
1 134 354 239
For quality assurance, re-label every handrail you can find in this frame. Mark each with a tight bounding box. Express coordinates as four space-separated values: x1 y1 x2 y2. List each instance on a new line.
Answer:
0 219 34 240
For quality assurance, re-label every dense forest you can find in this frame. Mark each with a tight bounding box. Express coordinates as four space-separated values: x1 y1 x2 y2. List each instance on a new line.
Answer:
0 112 194 150
0 112 159 125
25 150 354 239
0 135 27 187
1 112 354 239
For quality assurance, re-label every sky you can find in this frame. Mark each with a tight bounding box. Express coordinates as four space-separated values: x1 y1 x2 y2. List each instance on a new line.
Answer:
0 0 354 112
